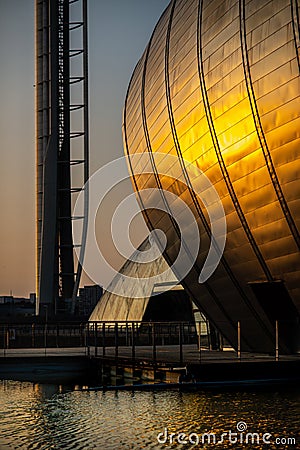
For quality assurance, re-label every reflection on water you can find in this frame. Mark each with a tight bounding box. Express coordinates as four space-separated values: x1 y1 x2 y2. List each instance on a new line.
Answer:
0 380 299 449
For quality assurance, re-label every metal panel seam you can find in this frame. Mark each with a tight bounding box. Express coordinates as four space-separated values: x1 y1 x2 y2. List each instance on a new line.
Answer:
165 0 252 341
291 0 300 72
240 0 300 251
197 0 273 282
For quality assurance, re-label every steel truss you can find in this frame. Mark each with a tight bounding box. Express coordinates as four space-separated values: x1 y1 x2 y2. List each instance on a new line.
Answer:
36 0 89 314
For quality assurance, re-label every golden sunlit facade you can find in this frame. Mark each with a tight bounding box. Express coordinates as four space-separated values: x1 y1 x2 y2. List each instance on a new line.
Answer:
123 0 300 353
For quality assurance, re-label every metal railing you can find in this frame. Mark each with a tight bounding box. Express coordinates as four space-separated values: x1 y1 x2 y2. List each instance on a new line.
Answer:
1 320 298 363
86 321 202 365
1 322 87 353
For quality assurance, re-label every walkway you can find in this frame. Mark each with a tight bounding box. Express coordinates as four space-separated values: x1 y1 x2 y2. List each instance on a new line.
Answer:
2 344 299 363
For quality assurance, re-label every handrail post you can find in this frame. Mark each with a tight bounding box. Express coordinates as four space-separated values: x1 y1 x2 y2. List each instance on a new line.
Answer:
102 322 106 357
31 323 35 348
94 322 98 357
115 322 118 359
3 325 6 357
86 324 90 357
275 320 279 361
131 322 135 361
198 321 201 363
44 321 47 357
179 322 183 365
152 323 156 363
237 321 241 360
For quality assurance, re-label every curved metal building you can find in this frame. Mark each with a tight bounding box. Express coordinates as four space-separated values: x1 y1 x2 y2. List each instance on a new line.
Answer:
90 237 177 323
123 0 300 353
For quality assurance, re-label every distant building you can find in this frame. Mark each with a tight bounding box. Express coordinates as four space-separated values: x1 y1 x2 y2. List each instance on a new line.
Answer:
0 296 33 305
0 296 13 305
0 294 36 319
78 285 103 317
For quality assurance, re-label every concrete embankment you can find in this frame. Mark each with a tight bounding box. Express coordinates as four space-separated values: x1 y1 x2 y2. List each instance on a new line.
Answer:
1 347 299 388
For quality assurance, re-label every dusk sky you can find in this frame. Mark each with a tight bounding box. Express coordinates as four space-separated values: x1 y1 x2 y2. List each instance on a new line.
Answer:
0 0 170 297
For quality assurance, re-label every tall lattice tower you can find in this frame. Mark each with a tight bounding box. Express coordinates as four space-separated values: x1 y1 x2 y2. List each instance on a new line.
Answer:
35 0 89 315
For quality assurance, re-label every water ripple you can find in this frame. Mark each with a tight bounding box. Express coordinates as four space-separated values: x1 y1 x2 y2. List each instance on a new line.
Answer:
0 381 299 449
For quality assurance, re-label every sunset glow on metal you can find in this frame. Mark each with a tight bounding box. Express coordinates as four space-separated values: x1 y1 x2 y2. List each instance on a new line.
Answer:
123 0 300 353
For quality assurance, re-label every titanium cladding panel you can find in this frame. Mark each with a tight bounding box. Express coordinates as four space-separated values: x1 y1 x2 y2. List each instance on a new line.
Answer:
123 0 300 353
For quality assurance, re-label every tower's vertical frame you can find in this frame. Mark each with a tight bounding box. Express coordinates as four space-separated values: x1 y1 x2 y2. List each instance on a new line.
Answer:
35 0 89 315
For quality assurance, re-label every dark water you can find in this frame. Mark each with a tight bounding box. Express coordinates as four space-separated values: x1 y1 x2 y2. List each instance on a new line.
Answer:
0 380 299 449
